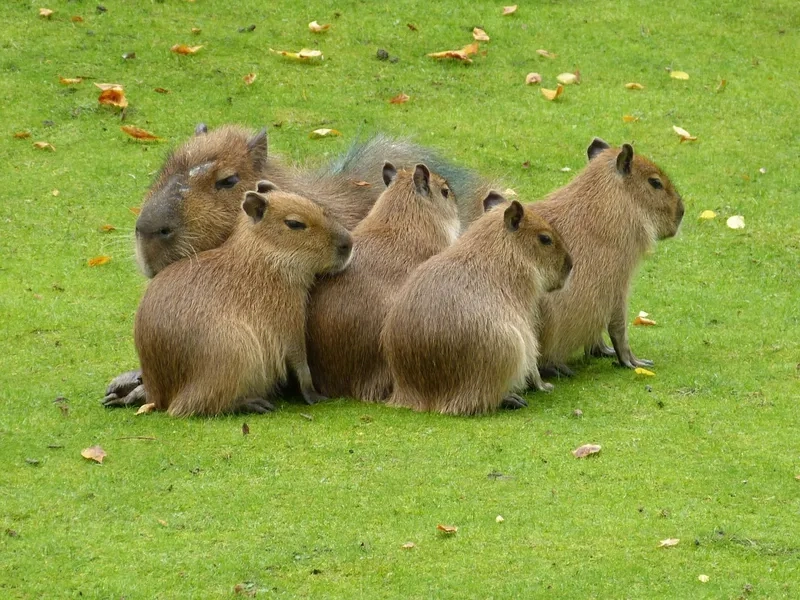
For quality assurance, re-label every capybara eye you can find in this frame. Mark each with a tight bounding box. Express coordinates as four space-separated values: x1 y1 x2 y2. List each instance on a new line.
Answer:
648 177 663 190
538 233 553 246
441 187 450 199
285 219 307 231
215 174 240 190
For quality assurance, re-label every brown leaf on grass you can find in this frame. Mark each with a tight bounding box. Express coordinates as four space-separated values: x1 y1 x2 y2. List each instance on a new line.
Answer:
122 52 136 60
541 84 564 101
658 538 680 548
401 541 416 549
59 76 83 85
633 316 657 326
670 70 689 80
158 519 168 527
99 224 116 232
98 88 128 108
87 255 111 267
191 27 201 34
171 44 204 55
437 524 458 534
243 72 257 85
309 128 342 139
673 125 697 142
502 5 518 15
234 583 257 597
121 125 162 141
473 27 490 41
536 48 557 59
129 206 142 215
716 79 727 93
623 115 640 123
39 8 54 19
154 87 170 94
572 443 601 458
14 131 31 139
351 180 371 187
389 93 410 104
308 21 330 33
557 72 578 85
81 445 106 463
270 48 324 61
33 141 55 151
625 82 644 90
427 42 479 63
525 73 542 85
71 15 83 23
242 423 250 436
407 23 418 31
135 402 156 415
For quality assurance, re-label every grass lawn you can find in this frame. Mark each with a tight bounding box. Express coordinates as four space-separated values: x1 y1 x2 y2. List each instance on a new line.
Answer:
1 0 799 597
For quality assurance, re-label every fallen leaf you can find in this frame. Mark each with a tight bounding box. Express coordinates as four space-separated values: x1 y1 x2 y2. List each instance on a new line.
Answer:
242 423 250 436
625 82 644 90
191 27 201 34
670 70 689 80
122 52 136 60
502 5 518 15
308 21 330 33
401 541 416 549
672 125 697 142
158 519 168 527
51 189 59 197
557 72 578 85
540 84 564 101
496 515 505 523
536 49 557 59
171 44 203 55
134 403 155 415
351 180 371 187
154 87 170 94
99 224 115 232
726 215 745 230
525 72 542 85
572 444 601 458
716 79 727 93
129 206 142 215
795 474 800 481
389 93 410 104
39 8 54 19
270 48 324 61
87 255 111 267
572 408 583 417
437 524 458 534
33 141 55 151
407 23 418 31
81 445 106 463
699 210 717 220
94 82 124 91
659 538 680 548
14 131 31 139
59 76 83 85
121 125 162 141
71 15 83 23
309 128 342 139
635 367 655 376
427 42 479 63
473 27 490 41
633 316 657 326
623 115 640 123
242 72 257 85
98 88 128 108
698 574 710 583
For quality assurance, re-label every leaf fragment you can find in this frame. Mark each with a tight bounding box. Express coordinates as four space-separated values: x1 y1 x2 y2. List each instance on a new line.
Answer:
51 189 59 197
59 76 83 85
659 538 680 548
635 367 655 376
309 128 342 139
121 125 161 141
81 445 106 463
633 315 657 326
71 15 83 23
473 27 490 41
94 82 124 91
33 141 55 151
698 574 710 583
14 131 31 139
39 8 54 19
243 72 257 85
726 215 745 230
672 125 697 142
428 42 479 63
389 93 410 104
437 524 458 534
525 72 542 85
98 88 128 108
308 21 330 33
154 87 170 94
171 44 203 55
540 84 564 101
556 72 578 85
135 402 156 415
99 224 116 232
623 115 640 123
502 5 518 15
270 48 324 61
670 70 689 80
158 519 168 527
699 210 717 220
129 206 142 215
496 515 505 523
716 79 727 93
87 255 111 267
625 82 644 90
401 541 416 549
536 48 557 59
191 27 201 34
572 443 601 458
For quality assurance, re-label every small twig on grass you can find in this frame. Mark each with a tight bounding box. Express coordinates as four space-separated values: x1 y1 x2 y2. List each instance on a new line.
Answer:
115 436 157 441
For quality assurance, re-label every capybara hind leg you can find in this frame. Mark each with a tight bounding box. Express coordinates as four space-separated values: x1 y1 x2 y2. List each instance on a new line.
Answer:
236 397 276 414
288 351 327 405
527 370 554 393
102 369 147 408
500 393 528 410
608 306 654 368
585 340 616 359
538 363 575 379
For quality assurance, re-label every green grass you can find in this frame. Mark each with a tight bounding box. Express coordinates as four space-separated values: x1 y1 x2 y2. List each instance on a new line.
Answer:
1 0 799 597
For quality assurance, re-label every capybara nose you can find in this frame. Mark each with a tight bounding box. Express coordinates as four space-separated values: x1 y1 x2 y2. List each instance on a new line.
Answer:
337 234 353 258
136 221 174 241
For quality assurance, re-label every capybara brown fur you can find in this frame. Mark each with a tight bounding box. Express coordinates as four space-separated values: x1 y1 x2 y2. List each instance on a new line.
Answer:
134 183 352 417
382 196 573 416
533 138 685 374
306 162 461 402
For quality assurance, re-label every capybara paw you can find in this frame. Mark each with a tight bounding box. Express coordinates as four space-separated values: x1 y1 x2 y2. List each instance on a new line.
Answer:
587 342 616 358
634 357 654 367
500 393 528 410
104 369 143 400
239 398 276 414
102 384 146 408
302 390 328 405
537 382 555 393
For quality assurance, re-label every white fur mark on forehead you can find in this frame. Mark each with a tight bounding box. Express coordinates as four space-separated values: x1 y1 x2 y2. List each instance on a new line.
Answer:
189 161 214 178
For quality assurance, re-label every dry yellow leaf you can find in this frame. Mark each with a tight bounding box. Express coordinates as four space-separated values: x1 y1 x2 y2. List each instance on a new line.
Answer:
698 575 710 583
633 316 657 326
699 210 717 220
171 44 203 55
270 48 324 61
541 84 564 101
309 128 342 139
158 519 168 527
625 82 644 90
623 115 640 123
670 70 689 80
673 125 697 142
33 141 55 151
659 538 680 548
502 5 518 15
136 402 156 415
389 93 410 104
81 445 106 463
401 542 416 549
635 367 655 376
473 27 490 41
121 126 162 141
154 87 170 94
71 15 83 23
525 72 542 85
726 215 745 229
243 72 257 85
536 48 557 59
191 27 201 34
308 20 330 33
94 82 123 91
572 443 601 458
99 224 116 232
51 189 59 197
496 515 505 523
98 88 128 108
428 42 478 63
87 255 111 267
59 76 83 85
14 131 31 139
129 206 142 216
437 524 458 534
39 8 54 18
557 72 578 85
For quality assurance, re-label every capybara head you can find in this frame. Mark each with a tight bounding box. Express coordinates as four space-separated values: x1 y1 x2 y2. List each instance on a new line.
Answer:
484 193 573 292
241 181 352 276
135 125 268 278
587 138 685 241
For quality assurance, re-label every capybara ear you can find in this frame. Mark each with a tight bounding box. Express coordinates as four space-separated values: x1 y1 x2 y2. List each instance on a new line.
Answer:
504 200 524 232
382 162 397 187
587 137 610 161
413 164 431 195
195 123 208 136
247 128 269 170
482 191 507 212
256 180 279 194
616 143 634 175
242 191 269 224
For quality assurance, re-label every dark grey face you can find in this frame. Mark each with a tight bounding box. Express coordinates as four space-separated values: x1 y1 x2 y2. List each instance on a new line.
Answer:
135 175 189 278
